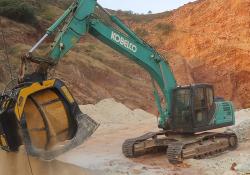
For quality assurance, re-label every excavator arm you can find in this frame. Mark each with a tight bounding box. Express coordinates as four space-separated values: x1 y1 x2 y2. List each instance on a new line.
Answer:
28 0 177 129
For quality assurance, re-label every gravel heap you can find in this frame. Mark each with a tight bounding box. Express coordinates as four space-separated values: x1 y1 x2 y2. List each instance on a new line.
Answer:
188 108 250 175
228 109 250 142
79 98 156 125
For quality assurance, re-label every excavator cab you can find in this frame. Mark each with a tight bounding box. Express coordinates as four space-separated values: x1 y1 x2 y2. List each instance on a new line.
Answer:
171 84 234 133
0 79 98 160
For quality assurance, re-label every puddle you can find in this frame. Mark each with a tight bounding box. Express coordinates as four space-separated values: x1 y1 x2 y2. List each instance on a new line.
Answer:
0 147 98 175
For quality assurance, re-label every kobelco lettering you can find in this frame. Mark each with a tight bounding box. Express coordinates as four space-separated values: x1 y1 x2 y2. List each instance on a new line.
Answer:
111 31 137 53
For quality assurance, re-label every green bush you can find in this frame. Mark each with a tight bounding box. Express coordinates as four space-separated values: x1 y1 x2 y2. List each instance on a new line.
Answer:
155 23 174 35
0 0 38 26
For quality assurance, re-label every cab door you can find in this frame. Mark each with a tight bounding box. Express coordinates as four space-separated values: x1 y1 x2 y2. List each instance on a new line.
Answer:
193 87 208 128
171 88 193 132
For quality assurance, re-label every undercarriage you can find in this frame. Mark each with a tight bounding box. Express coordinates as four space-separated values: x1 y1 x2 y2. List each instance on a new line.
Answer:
122 130 238 164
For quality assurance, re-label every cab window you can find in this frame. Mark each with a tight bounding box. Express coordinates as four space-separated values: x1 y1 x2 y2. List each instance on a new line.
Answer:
194 88 205 109
194 87 207 126
206 88 214 106
173 88 191 124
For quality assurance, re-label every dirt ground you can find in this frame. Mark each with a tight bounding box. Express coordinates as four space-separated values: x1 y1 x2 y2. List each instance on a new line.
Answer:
56 99 250 175
0 98 249 175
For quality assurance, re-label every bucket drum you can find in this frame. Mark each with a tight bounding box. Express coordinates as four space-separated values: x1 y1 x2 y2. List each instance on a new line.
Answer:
0 79 99 160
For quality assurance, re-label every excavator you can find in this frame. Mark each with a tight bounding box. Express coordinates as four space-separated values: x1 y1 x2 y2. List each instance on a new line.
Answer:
0 0 237 164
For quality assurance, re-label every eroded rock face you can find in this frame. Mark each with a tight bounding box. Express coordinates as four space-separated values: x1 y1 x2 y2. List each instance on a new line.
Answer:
54 0 250 110
0 66 6 82
122 0 250 109
168 0 250 108
0 0 249 112
0 65 8 89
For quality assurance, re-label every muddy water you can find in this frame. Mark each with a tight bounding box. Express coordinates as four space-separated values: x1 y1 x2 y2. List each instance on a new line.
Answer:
0 147 94 175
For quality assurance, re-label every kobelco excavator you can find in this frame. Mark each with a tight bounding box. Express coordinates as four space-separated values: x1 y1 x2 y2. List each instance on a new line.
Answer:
0 0 237 163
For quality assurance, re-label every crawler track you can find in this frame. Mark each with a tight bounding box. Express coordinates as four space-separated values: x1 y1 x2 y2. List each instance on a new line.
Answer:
122 131 238 164
122 131 168 157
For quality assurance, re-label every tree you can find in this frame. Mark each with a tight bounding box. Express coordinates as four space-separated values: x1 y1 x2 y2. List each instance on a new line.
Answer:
0 0 38 26
148 10 152 14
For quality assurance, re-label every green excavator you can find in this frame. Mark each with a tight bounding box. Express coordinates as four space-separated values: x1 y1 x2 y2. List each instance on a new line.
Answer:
0 0 237 163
